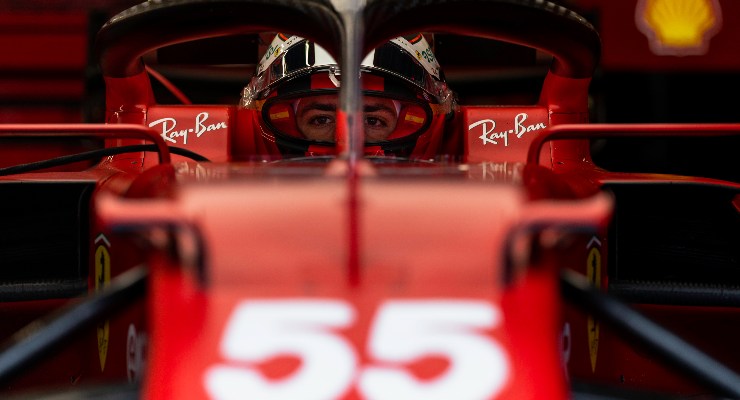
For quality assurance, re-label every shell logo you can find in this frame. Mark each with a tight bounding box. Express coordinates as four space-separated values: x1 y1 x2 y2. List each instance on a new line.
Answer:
636 0 723 56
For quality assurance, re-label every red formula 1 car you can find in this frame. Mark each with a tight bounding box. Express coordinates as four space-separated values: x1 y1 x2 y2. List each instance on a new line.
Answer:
0 0 739 399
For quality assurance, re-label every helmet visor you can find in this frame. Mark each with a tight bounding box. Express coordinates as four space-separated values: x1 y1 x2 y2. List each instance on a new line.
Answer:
262 93 432 144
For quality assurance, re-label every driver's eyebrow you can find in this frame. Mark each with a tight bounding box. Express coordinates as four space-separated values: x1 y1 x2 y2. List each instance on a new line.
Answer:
299 103 336 114
364 103 395 114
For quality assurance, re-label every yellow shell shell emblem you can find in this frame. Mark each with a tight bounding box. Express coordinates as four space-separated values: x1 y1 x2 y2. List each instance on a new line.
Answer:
636 0 723 56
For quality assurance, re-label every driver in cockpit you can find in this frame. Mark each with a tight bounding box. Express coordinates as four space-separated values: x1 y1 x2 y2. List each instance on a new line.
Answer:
241 33 456 159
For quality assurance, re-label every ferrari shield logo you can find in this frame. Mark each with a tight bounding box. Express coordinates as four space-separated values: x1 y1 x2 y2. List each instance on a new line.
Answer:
586 244 601 373
95 240 111 371
636 0 723 56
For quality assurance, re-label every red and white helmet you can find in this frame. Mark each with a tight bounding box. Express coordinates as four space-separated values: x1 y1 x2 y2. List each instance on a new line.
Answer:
241 33 455 158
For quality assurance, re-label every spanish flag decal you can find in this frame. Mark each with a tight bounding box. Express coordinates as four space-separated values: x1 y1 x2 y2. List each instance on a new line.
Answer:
405 113 425 124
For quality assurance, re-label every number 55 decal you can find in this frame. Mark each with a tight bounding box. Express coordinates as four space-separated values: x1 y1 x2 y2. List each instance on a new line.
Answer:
360 301 508 400
205 299 509 400
205 300 357 400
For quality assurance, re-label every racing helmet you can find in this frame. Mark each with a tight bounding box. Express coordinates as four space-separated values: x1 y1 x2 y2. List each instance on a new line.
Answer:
241 33 455 158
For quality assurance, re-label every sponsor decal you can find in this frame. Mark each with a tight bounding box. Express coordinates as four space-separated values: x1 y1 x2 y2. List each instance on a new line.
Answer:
148 111 227 145
420 47 436 64
405 33 424 44
586 236 602 373
258 34 304 74
561 322 571 381
636 0 722 56
469 112 547 146
94 234 111 371
205 299 509 399
127 324 148 383
390 36 441 79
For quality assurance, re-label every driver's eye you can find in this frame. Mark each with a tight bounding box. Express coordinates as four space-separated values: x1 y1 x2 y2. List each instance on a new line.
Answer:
309 115 334 126
365 117 387 127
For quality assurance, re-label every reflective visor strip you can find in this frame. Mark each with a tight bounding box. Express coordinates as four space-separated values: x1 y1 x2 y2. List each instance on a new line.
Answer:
266 70 426 105
258 34 439 79
257 35 336 77
254 35 441 100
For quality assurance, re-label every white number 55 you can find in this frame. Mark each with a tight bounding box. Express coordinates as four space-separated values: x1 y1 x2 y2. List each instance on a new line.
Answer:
204 300 357 400
359 301 508 400
205 299 508 400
